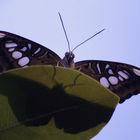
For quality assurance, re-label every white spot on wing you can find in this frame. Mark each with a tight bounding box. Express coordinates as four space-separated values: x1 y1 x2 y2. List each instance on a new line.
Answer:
108 76 119 85
118 71 129 79
5 42 18 48
34 48 41 55
0 33 6 38
100 77 110 88
28 44 32 49
118 76 124 81
97 63 101 74
18 57 30 66
133 68 140 76
8 48 15 52
12 51 22 59
108 69 114 75
105 64 110 69
21 47 27 52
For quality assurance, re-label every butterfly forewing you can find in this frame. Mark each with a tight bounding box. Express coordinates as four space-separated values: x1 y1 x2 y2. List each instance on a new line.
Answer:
0 31 63 72
75 60 140 103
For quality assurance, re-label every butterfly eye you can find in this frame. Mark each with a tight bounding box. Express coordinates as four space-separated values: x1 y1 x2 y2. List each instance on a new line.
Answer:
65 52 69 56
65 52 74 59
71 53 75 59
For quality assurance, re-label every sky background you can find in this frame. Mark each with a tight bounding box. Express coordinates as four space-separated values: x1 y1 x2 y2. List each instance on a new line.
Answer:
0 0 140 140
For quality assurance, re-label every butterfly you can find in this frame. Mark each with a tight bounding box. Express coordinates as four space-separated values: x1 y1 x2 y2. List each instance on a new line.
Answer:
0 30 140 104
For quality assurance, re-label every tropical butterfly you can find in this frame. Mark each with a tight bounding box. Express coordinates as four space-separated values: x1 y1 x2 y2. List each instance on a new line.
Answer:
0 14 140 104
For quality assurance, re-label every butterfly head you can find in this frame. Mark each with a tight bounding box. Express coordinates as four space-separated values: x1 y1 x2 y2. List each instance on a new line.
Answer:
62 51 75 68
65 51 75 60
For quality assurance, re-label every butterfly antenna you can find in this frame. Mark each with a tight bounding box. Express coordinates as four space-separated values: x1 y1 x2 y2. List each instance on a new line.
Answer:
72 28 105 52
58 12 71 52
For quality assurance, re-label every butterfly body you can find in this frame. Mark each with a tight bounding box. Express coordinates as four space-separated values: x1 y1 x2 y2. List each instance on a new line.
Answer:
62 52 75 68
0 31 140 103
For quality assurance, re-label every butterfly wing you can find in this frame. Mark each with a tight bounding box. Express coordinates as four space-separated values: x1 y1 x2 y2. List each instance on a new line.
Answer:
0 31 63 72
75 60 140 103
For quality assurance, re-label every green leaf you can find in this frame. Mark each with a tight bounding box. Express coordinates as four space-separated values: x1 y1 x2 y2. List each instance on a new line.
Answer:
0 66 119 140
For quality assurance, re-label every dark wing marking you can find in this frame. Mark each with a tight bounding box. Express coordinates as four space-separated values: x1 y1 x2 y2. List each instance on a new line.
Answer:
0 31 63 72
75 60 140 103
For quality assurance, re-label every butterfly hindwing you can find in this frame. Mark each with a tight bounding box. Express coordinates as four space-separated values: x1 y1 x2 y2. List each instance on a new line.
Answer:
75 60 140 103
0 31 63 72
